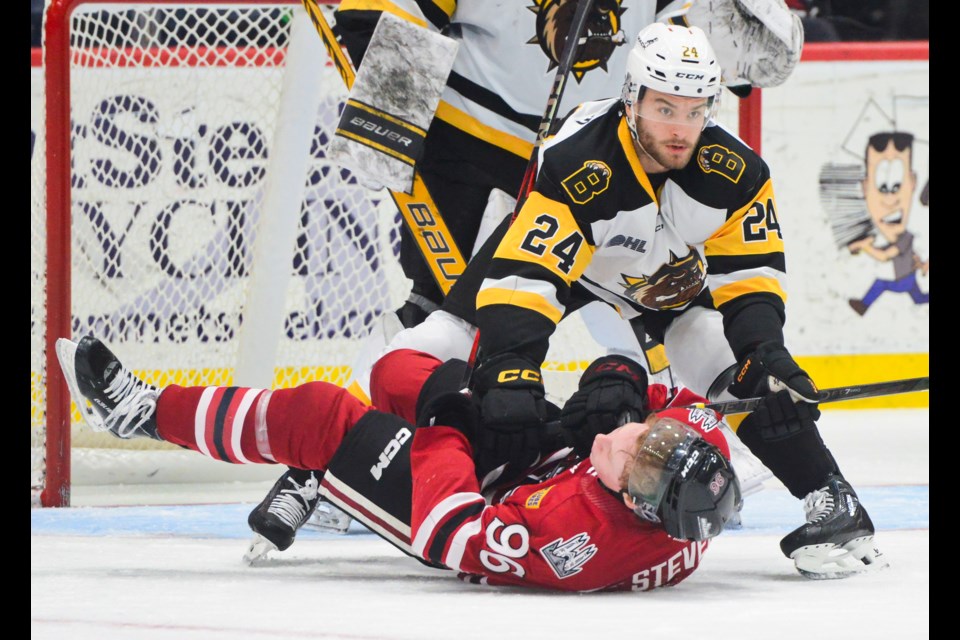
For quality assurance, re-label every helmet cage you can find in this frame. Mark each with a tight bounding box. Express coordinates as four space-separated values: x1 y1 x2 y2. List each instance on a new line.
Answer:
626 419 701 524
626 418 742 541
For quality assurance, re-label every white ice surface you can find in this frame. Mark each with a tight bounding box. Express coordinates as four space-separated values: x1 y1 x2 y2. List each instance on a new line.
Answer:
32 409 929 639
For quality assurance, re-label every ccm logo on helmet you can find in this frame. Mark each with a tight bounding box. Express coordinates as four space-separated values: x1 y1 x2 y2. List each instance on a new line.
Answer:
680 448 701 478
675 73 705 80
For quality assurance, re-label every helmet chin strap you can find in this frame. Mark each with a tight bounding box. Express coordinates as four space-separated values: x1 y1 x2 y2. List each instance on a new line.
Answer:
624 103 671 174
633 137 664 172
629 120 670 174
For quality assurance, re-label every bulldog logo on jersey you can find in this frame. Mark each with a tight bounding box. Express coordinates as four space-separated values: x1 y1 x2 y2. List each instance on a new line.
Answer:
528 0 627 81
619 246 706 310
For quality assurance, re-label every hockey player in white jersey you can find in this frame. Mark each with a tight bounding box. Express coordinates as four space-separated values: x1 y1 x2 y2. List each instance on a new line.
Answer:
333 0 803 325
247 0 804 555
453 22 885 579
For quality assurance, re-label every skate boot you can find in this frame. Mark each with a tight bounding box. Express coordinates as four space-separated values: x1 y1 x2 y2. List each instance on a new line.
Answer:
243 468 320 564
303 499 354 534
55 336 160 440
780 474 889 579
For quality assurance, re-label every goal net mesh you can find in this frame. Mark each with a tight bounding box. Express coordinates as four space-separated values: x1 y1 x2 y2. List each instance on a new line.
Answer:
32 0 602 502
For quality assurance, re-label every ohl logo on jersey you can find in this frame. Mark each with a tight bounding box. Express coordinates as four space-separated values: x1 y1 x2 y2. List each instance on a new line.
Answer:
619 246 706 310
528 0 627 81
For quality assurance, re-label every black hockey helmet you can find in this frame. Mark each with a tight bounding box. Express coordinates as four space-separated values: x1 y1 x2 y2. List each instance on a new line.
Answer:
626 418 742 541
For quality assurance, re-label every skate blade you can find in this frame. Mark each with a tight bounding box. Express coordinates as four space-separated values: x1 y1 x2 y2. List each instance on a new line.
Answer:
302 503 353 534
243 534 279 565
791 535 890 580
54 338 108 433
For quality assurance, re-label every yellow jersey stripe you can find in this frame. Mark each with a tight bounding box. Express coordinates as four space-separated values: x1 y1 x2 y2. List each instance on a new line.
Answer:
617 117 660 204
476 288 564 324
435 101 533 159
337 0 429 28
711 276 787 307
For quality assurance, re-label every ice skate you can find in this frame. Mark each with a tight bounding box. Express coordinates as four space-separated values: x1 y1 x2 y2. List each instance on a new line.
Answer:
54 336 160 440
244 468 320 564
780 475 889 579
303 499 354 535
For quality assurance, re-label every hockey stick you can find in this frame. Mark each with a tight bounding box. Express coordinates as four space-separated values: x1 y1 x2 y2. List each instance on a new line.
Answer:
536 376 930 446
301 0 467 295
684 376 930 416
513 0 597 216
462 0 598 382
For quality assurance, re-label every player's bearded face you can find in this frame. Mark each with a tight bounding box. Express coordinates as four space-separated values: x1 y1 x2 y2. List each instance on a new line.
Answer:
633 91 709 170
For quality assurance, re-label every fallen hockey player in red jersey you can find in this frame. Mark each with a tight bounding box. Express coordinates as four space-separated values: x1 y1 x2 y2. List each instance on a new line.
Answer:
56 334 741 592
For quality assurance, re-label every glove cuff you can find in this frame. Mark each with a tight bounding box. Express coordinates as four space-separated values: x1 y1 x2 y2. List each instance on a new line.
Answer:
729 341 818 401
474 353 544 394
580 355 648 391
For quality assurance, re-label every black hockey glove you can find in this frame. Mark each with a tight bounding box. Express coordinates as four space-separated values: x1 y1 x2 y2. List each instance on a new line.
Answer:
738 389 822 443
560 355 649 457
473 353 548 475
727 341 820 404
416 389 481 443
415 358 480 442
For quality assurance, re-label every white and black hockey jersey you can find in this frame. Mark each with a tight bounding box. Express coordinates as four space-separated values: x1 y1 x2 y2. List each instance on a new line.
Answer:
336 0 690 160
475 98 788 365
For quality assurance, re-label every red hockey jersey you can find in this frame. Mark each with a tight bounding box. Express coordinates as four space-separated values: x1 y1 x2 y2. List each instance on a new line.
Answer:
409 387 731 592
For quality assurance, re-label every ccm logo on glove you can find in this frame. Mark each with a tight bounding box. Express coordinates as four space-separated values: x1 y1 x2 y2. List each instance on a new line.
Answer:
593 360 643 383
497 369 541 384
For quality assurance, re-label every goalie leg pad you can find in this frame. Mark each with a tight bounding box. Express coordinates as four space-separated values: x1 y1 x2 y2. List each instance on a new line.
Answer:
328 13 459 193
380 309 478 368
344 310 405 405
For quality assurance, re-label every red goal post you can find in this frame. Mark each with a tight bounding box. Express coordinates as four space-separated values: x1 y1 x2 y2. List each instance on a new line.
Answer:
32 0 762 508
33 0 414 507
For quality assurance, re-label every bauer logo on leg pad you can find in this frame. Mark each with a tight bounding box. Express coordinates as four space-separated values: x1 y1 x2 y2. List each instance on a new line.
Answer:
337 100 425 166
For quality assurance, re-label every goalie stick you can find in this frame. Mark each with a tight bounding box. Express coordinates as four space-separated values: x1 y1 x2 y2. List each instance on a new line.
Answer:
685 376 930 416
301 0 467 295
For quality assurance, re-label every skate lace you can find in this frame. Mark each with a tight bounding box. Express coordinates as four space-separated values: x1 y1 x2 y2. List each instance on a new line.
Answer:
802 489 835 524
268 475 319 529
103 367 158 438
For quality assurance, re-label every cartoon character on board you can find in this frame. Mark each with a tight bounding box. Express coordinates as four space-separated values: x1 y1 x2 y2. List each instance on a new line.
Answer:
846 131 928 316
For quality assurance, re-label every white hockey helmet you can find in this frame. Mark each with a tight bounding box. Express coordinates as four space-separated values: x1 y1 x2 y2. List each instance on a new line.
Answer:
622 22 721 132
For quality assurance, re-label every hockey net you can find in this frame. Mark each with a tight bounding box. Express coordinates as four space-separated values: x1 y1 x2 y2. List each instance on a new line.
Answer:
32 0 751 507
32 0 414 506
